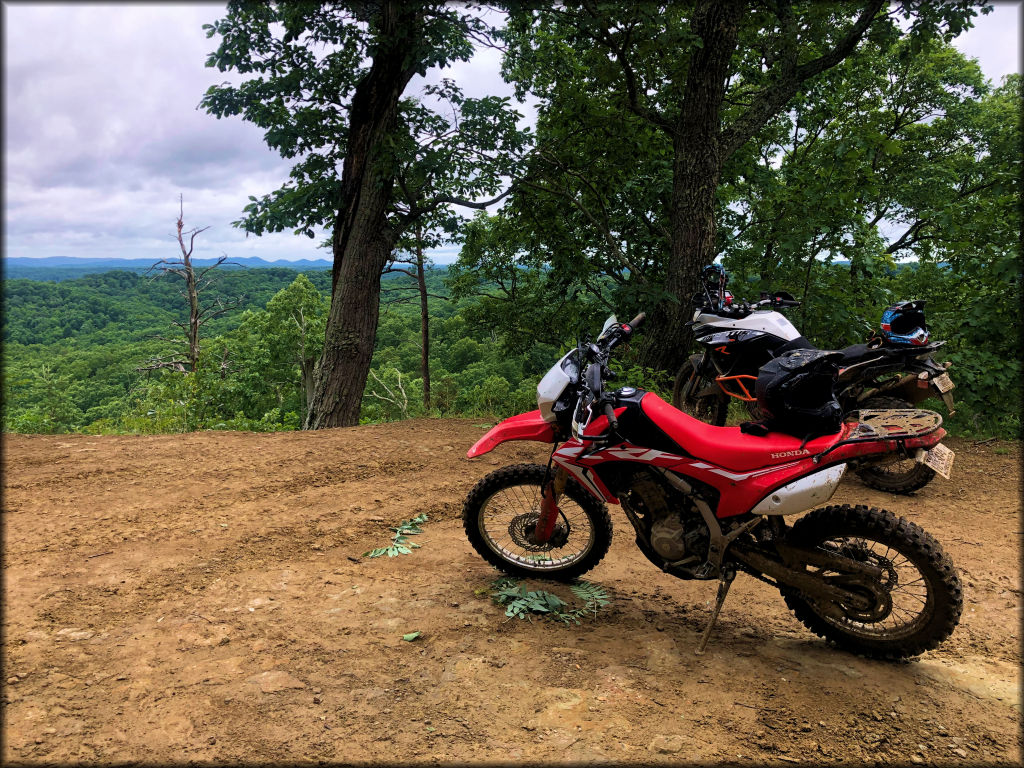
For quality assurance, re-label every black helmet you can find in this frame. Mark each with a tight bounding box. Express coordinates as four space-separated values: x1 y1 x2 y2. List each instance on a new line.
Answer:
754 349 843 439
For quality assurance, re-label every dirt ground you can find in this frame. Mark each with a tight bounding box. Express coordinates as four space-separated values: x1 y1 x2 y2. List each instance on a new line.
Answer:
2 421 1021 765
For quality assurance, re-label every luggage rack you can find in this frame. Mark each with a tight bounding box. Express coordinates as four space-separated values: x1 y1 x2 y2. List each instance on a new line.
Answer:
844 408 943 441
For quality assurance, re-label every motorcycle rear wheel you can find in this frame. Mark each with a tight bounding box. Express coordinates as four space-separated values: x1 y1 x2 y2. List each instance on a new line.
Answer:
671 359 728 426
854 396 937 494
779 504 962 660
462 463 612 581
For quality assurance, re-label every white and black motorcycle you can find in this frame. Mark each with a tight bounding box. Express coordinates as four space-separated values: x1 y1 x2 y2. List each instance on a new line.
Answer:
673 265 956 494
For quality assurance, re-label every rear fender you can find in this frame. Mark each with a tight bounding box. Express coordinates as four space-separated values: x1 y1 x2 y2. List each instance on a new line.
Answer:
901 427 946 451
467 410 557 458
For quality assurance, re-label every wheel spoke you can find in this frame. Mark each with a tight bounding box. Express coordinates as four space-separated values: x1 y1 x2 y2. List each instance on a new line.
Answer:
810 532 934 639
476 479 596 572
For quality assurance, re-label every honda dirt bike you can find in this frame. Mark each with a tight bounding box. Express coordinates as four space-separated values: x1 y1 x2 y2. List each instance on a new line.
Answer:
674 287 956 494
463 313 962 659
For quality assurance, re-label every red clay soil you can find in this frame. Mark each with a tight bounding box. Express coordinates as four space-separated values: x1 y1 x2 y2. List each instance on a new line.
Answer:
2 421 1020 764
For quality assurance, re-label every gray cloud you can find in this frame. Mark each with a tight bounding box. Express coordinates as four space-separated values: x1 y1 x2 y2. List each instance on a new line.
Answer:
3 3 314 262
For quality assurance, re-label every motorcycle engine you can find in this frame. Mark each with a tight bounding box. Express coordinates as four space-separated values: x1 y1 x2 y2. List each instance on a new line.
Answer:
623 470 708 562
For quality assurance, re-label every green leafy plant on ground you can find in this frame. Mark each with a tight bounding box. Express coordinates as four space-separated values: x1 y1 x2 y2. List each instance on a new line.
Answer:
362 513 428 558
490 577 611 624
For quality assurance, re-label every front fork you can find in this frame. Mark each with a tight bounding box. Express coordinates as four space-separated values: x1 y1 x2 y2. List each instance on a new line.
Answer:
535 465 568 543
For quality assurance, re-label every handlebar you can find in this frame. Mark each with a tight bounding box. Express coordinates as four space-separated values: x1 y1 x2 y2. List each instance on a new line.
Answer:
706 295 801 316
576 311 646 438
624 312 646 332
590 312 644 362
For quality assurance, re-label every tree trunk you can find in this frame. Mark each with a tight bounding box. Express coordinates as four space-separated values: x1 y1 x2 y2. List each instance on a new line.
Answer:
761 239 775 285
186 268 200 372
175 207 202 373
415 226 431 411
305 199 397 429
304 2 422 429
300 358 315 420
639 0 743 372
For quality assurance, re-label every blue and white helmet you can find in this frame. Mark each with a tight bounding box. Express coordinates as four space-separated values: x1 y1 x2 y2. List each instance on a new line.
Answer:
880 300 929 346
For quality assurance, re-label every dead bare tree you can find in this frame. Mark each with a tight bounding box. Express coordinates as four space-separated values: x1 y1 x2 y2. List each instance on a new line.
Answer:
138 196 243 374
366 367 410 420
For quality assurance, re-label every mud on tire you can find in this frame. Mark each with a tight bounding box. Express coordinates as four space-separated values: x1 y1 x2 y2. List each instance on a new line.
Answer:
779 504 962 660
854 396 937 494
462 463 612 581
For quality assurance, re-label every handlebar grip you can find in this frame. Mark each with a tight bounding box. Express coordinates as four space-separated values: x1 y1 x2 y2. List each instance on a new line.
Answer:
603 402 618 430
625 312 646 331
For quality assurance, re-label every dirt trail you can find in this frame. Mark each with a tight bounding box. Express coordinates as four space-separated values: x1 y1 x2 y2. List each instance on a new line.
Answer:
3 421 1020 764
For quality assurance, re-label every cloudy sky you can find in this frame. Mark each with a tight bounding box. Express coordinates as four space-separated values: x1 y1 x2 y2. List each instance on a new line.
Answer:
3 2 1020 266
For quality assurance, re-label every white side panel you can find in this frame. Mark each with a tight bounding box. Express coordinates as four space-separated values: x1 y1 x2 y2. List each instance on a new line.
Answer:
694 310 802 341
536 351 574 422
751 464 847 515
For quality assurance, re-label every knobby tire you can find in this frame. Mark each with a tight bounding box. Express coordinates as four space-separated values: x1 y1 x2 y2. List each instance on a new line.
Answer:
462 463 612 581
779 504 962 660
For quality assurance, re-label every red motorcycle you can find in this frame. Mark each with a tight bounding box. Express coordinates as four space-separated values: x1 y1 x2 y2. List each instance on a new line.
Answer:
462 313 962 659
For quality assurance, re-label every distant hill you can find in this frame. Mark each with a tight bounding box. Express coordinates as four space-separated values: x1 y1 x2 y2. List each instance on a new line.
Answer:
3 256 333 282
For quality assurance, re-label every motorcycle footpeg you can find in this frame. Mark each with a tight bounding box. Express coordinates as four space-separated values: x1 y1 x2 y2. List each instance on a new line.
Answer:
693 561 716 580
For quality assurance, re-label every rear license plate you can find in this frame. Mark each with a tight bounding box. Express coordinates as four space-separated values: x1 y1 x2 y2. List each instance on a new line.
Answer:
932 372 955 393
922 443 955 479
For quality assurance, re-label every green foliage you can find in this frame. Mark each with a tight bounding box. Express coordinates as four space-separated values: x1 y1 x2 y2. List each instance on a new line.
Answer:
2 264 568 434
363 513 428 559
611 361 674 403
449 13 1016 437
4 364 83 434
201 4 529 242
490 578 611 624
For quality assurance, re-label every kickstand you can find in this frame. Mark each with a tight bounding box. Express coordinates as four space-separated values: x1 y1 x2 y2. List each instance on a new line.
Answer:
695 569 735 656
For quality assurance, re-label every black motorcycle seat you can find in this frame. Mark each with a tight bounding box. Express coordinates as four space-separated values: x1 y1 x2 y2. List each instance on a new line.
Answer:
779 338 883 367
834 343 874 364
775 335 814 353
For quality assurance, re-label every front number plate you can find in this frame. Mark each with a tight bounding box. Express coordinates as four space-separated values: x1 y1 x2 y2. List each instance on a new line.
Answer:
922 443 955 479
932 372 955 393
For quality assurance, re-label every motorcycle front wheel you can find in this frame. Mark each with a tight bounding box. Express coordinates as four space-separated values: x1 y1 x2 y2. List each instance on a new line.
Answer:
672 359 728 426
779 504 962 660
462 463 612 581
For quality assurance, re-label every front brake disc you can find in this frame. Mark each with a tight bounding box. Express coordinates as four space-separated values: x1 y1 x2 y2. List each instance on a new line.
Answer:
508 513 569 550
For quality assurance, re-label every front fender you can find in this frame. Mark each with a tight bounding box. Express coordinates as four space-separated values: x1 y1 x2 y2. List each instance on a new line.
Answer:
467 410 557 458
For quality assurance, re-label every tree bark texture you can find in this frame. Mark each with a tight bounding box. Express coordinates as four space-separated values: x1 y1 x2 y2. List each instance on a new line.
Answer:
300 358 315 421
304 2 422 429
174 209 203 373
639 0 743 372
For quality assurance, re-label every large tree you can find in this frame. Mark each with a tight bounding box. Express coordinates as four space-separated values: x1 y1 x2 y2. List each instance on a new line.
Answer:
202 1 527 428
499 0 985 370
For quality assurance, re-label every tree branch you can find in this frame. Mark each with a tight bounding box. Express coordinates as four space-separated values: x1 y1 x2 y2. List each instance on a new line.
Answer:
579 0 674 132
720 0 886 160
